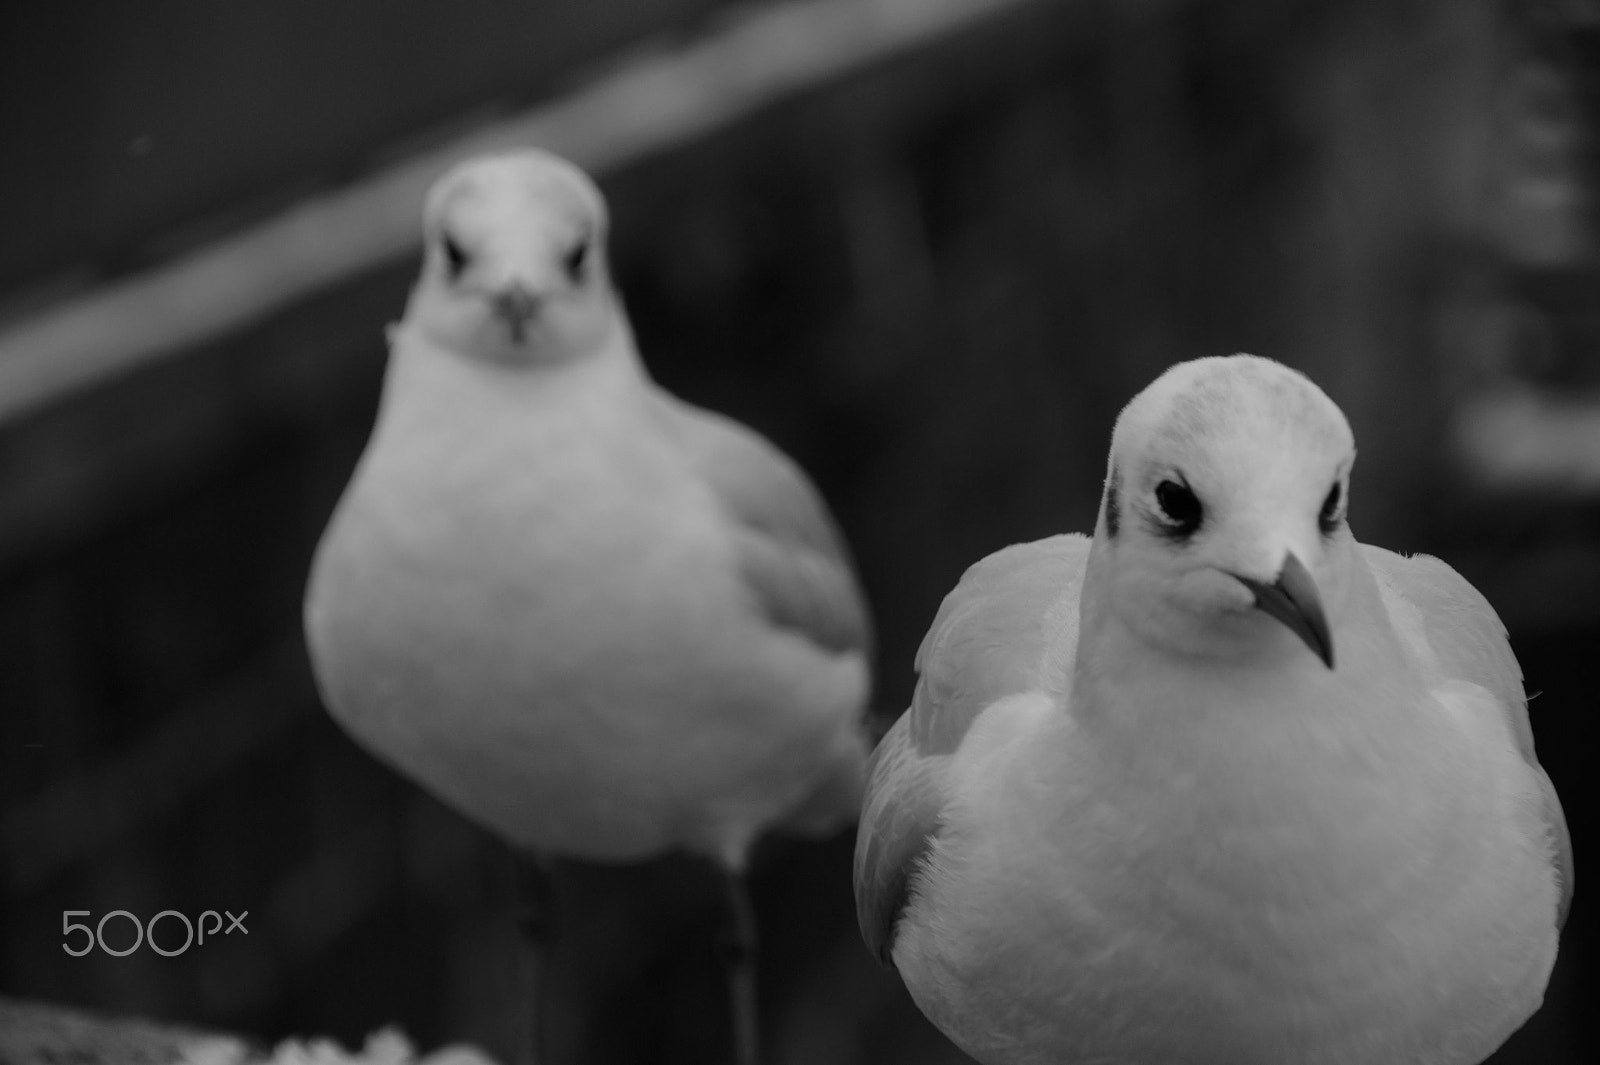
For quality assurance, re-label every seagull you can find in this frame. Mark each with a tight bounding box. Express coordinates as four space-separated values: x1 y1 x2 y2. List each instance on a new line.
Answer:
304 149 873 1065
854 354 1571 1065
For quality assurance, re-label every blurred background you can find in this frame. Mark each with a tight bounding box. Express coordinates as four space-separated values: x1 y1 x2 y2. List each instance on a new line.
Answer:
0 0 1595 1062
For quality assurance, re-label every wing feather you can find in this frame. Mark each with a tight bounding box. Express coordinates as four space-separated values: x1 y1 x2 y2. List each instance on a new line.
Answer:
854 716 946 964
655 393 872 659
854 534 1090 964
1363 545 1573 929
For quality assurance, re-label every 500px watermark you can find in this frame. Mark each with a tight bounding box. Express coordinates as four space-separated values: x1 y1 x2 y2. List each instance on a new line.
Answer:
62 909 247 957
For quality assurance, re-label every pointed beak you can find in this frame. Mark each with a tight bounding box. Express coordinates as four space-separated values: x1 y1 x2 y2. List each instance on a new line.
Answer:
489 283 541 341
1232 552 1334 669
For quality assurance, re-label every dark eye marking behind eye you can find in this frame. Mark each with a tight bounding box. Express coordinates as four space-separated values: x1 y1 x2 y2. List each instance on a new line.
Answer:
1152 479 1203 540
564 237 589 282
1319 481 1343 534
1104 467 1122 539
442 233 470 279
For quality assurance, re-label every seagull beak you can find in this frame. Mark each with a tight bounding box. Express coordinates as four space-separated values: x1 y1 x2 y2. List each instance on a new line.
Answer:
489 283 541 341
1232 552 1334 669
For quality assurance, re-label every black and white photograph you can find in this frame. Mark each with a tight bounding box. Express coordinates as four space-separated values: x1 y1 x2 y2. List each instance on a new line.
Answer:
0 1 1592 1063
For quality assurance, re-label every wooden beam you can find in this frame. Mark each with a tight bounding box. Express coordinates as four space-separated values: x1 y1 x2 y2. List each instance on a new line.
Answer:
0 0 1033 425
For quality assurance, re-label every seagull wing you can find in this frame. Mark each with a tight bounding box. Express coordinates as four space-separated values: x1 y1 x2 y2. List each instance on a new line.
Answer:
655 393 873 660
854 533 1090 964
1363 545 1573 930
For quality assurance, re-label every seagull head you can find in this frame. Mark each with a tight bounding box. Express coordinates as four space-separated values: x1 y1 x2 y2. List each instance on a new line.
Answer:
408 149 617 363
1092 354 1356 670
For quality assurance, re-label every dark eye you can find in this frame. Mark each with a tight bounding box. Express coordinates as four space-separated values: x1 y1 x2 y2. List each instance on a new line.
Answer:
1319 481 1343 534
442 233 470 279
563 239 589 283
1154 479 1203 538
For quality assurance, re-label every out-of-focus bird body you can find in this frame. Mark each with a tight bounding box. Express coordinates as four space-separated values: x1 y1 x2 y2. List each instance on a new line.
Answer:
306 149 871 1064
310 322 866 865
856 356 1569 1065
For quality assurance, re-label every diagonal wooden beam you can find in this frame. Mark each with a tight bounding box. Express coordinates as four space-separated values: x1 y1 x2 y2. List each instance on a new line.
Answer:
0 0 1032 425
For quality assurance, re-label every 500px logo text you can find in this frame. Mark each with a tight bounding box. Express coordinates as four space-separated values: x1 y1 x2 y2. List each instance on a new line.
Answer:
62 909 248 957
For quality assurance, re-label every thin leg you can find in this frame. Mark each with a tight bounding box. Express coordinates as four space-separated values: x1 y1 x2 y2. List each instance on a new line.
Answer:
515 851 556 1065
717 866 761 1065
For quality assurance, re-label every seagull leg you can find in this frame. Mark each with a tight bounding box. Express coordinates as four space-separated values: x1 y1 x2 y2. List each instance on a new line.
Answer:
717 865 761 1065
515 851 555 1065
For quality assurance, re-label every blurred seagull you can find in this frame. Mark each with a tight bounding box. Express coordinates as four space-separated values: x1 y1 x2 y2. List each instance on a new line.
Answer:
855 354 1571 1065
305 149 873 1065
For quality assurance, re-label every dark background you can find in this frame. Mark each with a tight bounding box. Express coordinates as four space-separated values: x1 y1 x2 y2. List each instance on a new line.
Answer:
0 1 1594 1062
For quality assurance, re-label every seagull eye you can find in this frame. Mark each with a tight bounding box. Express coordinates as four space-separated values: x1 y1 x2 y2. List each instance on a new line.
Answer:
1154 479 1203 538
442 233 470 280
563 239 589 283
1319 481 1344 534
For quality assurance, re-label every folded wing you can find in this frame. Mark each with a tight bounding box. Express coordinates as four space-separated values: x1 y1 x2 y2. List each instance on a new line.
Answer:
1364 545 1573 929
655 392 873 660
854 533 1090 964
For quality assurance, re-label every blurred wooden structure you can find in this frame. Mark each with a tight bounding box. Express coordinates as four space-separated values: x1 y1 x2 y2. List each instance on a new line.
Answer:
0 994 495 1064
1 1 1595 1063
0 994 257 1065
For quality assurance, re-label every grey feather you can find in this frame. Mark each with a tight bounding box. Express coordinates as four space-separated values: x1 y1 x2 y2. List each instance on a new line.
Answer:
654 392 873 659
854 534 1090 965
1363 545 1573 930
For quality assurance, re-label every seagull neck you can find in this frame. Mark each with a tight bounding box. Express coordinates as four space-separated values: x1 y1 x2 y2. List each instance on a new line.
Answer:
1066 547 1424 747
387 319 645 394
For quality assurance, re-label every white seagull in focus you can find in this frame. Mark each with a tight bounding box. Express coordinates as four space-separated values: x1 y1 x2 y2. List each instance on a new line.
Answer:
855 354 1571 1065
304 149 874 1065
